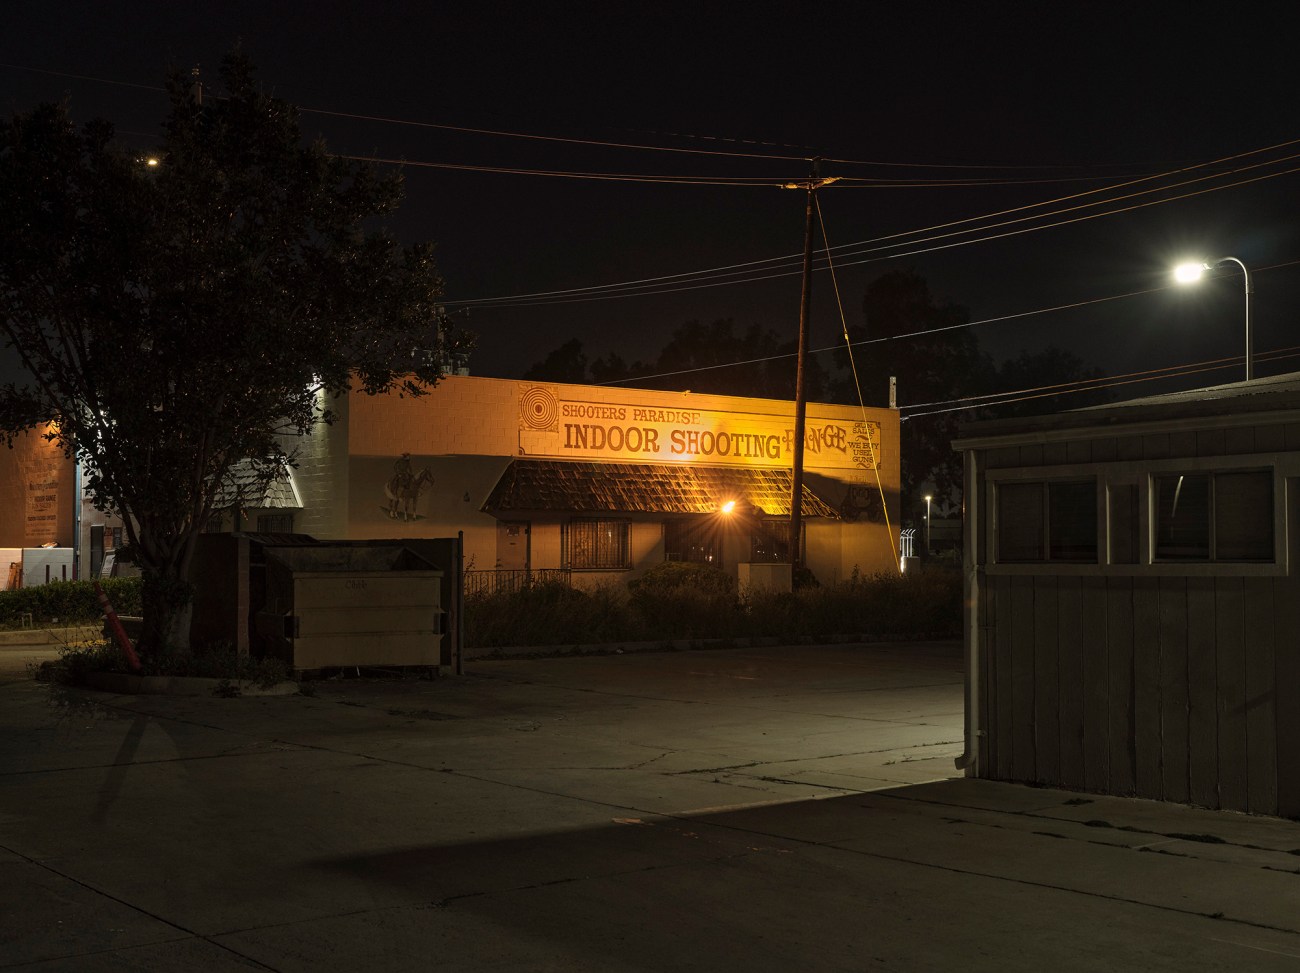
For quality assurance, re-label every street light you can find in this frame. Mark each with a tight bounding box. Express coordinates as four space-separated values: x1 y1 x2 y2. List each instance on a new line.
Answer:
1173 256 1254 381
923 494 933 555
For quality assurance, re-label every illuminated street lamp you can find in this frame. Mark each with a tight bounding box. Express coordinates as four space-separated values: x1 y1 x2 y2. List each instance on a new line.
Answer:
924 494 933 555
1174 257 1254 381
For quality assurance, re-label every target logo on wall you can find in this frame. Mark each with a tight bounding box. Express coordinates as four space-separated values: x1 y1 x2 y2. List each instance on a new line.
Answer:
519 386 559 431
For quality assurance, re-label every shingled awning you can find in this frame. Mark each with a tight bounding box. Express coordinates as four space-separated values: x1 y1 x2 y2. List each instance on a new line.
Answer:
482 460 839 518
210 459 301 511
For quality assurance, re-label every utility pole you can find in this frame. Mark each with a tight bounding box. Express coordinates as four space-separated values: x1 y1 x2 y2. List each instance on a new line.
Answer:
785 160 838 572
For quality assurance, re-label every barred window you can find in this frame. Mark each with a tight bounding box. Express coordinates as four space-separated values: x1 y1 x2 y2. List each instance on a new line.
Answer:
563 519 631 569
750 520 802 564
664 519 720 565
257 513 295 534
996 479 1098 563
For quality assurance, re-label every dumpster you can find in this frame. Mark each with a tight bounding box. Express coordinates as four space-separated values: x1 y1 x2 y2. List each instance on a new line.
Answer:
255 545 443 670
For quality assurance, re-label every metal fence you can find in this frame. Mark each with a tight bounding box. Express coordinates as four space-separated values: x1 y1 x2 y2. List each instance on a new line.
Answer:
464 568 573 597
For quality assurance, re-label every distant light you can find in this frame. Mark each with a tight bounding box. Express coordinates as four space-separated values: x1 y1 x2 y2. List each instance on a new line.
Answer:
720 500 736 514
1174 261 1208 284
924 494 933 502
145 157 160 167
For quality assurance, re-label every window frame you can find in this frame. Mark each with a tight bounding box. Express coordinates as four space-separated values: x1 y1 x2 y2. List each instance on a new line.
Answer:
663 518 721 566
562 518 632 570
1151 468 1274 563
993 477 1099 564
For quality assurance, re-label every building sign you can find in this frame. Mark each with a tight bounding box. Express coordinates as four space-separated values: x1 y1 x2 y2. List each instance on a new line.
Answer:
518 386 880 472
21 454 61 545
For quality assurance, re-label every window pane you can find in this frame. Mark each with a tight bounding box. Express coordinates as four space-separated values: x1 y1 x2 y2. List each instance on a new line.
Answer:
997 482 1044 561
565 519 630 569
664 519 720 565
750 521 796 563
1154 474 1210 560
1048 481 1097 561
1214 471 1273 561
1108 484 1139 564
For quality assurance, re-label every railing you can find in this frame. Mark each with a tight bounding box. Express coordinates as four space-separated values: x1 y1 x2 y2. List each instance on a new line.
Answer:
464 568 573 597
900 528 917 559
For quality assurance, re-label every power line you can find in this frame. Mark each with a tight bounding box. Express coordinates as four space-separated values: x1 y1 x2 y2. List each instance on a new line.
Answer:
451 162 1300 311
593 259 1300 388
446 138 1300 307
900 347 1300 419
0 60 1233 176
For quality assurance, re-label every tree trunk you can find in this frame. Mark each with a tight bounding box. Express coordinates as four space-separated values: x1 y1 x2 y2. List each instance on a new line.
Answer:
138 562 195 659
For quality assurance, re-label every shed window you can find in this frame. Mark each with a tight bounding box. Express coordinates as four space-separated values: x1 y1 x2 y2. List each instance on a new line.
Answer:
996 479 1098 562
563 519 631 569
1154 470 1273 562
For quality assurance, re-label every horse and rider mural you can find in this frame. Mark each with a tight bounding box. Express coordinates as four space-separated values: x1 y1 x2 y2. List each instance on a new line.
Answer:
384 453 435 521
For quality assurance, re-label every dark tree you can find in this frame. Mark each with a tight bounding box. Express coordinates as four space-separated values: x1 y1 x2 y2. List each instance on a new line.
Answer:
544 318 823 400
522 337 589 384
988 347 1110 417
0 55 470 655
833 270 992 504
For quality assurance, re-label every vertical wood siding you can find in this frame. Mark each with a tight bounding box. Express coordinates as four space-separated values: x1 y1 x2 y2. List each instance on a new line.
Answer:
980 572 1293 815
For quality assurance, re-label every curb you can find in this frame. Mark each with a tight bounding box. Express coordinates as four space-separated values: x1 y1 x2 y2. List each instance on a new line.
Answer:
81 672 301 697
0 626 102 647
465 634 961 660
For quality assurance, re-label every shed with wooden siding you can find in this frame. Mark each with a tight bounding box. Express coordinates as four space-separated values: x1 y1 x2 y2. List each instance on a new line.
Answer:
952 372 1300 817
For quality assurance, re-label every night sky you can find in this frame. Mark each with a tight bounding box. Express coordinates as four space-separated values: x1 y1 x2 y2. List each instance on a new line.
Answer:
5 1 1300 409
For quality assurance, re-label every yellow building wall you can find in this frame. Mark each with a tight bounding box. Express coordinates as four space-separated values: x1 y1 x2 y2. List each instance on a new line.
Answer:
296 375 901 582
0 425 75 549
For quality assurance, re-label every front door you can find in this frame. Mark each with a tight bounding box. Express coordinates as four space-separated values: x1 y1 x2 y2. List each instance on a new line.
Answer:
496 521 530 571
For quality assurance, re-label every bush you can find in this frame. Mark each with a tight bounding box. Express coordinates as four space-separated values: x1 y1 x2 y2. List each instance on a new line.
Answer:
0 577 143 627
464 565 962 647
47 637 290 688
464 579 635 648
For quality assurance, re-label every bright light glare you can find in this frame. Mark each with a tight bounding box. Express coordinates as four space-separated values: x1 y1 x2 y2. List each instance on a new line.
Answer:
720 500 736 514
1174 261 1207 284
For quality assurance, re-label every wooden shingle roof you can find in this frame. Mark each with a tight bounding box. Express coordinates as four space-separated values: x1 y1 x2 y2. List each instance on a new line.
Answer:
482 460 839 518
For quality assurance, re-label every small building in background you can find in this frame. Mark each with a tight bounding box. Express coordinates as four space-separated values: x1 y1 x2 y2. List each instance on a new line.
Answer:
292 374 901 590
953 372 1300 817
0 424 75 589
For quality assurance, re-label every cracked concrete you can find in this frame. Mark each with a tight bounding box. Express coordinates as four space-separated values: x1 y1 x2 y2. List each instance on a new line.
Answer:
3 640 1300 970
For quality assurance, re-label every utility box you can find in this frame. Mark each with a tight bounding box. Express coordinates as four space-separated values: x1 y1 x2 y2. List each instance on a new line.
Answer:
737 561 792 593
256 545 443 669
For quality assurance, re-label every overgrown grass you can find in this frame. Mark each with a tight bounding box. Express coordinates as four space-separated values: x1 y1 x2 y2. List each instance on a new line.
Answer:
42 638 290 689
0 577 142 628
465 562 961 648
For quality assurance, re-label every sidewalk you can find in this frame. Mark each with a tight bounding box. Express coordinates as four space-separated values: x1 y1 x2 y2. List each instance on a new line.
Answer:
2 641 1298 971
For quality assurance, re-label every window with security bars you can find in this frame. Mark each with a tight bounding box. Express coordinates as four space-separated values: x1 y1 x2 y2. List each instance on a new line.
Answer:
563 519 631 569
995 479 1098 562
256 513 295 534
749 520 803 563
663 519 720 565
1154 470 1273 561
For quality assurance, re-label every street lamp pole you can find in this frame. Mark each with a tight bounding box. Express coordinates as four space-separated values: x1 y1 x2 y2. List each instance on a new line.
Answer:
1174 256 1254 381
924 494 932 555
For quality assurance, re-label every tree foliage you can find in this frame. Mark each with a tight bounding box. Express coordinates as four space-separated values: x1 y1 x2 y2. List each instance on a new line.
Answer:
0 54 470 654
831 269 992 503
529 318 823 400
525 275 1108 526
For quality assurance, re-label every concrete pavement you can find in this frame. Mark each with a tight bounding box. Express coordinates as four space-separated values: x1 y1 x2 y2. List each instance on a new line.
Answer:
2 641 1299 971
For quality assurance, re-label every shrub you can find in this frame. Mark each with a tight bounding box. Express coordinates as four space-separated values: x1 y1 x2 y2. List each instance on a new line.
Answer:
463 566 962 648
464 579 635 647
0 577 143 627
47 637 290 688
628 562 740 640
